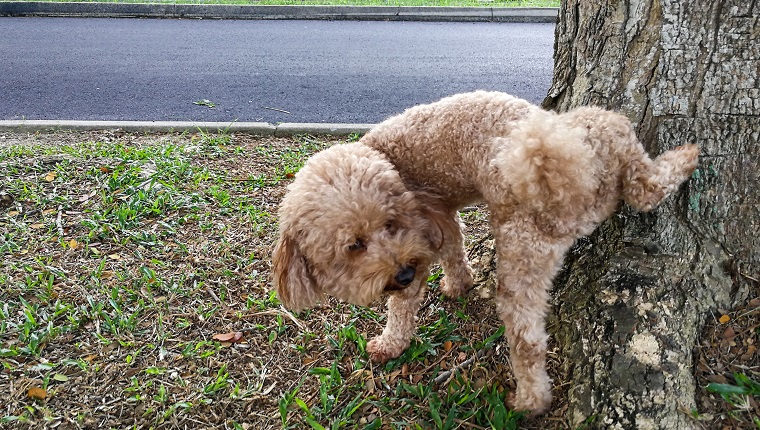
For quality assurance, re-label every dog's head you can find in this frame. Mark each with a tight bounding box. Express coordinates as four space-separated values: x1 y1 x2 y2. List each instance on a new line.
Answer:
272 143 449 312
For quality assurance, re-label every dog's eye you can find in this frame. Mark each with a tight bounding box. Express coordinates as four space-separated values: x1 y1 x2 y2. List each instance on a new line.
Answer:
348 238 366 252
385 219 398 234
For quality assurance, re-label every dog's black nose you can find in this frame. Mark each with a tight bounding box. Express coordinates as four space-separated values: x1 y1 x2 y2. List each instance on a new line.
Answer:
394 266 416 286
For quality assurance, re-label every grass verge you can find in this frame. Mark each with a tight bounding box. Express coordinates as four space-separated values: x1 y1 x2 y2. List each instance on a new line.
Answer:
2 130 756 429
0 130 562 429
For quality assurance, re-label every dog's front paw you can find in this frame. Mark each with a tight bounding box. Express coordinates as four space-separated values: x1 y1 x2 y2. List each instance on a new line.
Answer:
507 386 552 416
440 269 474 299
367 336 407 363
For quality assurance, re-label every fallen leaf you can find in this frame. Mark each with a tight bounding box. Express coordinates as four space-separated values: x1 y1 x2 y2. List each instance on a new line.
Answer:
8 210 19 216
43 208 57 215
719 314 731 324
741 345 757 361
723 326 736 340
79 190 97 202
365 377 376 393
212 332 244 344
52 374 69 382
27 387 47 400
443 340 453 352
388 369 401 384
68 239 79 250
44 172 56 182
750 298 760 308
706 374 727 384
30 223 44 229
108 253 121 260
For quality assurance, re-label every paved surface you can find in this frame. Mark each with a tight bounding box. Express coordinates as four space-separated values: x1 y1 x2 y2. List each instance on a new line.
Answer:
0 18 555 124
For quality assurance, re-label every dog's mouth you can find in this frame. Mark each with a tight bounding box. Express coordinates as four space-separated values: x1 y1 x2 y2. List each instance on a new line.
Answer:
383 282 406 292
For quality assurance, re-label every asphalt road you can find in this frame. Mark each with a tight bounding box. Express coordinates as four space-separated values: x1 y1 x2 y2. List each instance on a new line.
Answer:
0 17 555 124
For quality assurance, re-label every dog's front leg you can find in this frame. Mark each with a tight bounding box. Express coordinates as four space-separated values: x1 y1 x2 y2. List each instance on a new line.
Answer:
493 221 570 415
366 273 427 363
439 212 474 299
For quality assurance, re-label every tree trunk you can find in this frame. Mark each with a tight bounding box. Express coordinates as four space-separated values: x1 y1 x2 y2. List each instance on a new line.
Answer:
539 1 759 428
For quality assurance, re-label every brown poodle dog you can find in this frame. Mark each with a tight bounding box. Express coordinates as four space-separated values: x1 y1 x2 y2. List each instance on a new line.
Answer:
272 91 698 414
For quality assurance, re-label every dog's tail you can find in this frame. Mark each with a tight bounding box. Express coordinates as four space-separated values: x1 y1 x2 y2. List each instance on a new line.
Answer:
622 143 699 212
494 109 600 218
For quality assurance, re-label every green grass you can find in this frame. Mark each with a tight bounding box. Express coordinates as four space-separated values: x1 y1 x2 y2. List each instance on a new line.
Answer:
14 0 560 7
0 130 541 429
2 130 749 429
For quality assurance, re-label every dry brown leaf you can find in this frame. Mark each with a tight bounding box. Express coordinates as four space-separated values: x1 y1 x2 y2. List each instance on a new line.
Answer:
79 190 97 202
723 326 736 340
750 298 760 308
44 172 56 182
706 374 728 384
443 340 453 352
212 332 245 344
30 223 44 229
365 377 376 393
108 253 121 260
741 345 757 361
719 314 731 324
27 387 47 400
68 239 79 250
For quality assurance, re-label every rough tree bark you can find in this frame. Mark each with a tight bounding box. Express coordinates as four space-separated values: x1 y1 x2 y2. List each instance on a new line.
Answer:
532 1 759 428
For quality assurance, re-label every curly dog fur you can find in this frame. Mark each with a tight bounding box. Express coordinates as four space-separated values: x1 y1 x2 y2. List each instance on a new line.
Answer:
272 91 699 414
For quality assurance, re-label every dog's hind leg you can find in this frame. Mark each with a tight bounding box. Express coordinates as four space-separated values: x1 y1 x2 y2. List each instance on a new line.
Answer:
367 268 428 363
492 218 571 414
623 144 699 212
439 212 474 299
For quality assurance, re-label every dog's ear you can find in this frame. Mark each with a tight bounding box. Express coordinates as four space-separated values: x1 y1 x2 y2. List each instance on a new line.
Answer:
414 192 460 251
272 234 323 312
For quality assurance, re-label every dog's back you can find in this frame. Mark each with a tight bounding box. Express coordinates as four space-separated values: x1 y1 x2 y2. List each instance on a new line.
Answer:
360 91 698 230
360 91 537 208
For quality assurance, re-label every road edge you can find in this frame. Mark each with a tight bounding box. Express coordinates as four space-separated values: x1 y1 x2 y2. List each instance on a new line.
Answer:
0 120 376 136
0 2 558 22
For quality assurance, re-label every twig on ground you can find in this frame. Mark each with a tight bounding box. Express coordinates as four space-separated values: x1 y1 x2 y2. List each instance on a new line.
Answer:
206 286 222 304
55 205 64 237
244 308 306 331
454 419 488 430
433 338 501 385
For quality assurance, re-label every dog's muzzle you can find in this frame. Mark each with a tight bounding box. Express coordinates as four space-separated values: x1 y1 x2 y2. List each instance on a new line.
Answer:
384 265 416 292
395 265 416 285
